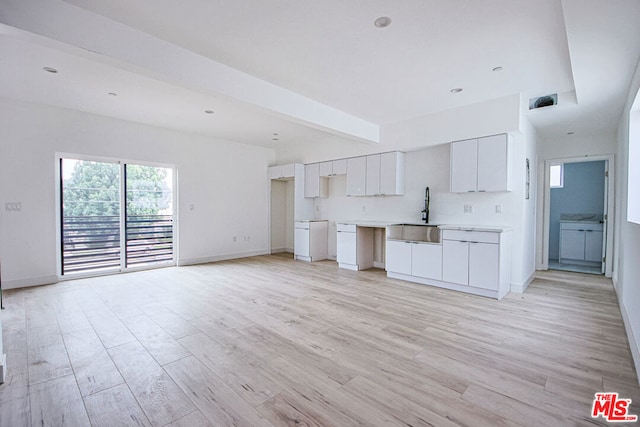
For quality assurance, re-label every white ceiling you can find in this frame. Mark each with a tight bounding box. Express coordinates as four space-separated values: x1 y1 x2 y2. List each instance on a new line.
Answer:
1 0 639 147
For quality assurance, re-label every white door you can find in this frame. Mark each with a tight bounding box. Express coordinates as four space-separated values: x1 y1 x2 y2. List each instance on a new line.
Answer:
304 163 320 198
450 139 478 193
560 230 585 260
468 242 499 290
337 231 357 265
477 134 508 192
585 230 604 262
346 156 366 196
365 154 381 196
411 243 442 280
294 227 310 257
385 240 411 275
442 240 469 285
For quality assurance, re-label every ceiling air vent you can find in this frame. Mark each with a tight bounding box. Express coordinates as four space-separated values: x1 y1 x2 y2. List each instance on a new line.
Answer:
529 94 558 110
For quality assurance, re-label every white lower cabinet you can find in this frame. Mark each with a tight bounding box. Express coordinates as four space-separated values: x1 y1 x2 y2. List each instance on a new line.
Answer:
337 228 357 267
411 242 443 280
385 240 412 275
468 242 500 291
442 240 469 285
294 221 328 262
386 241 442 281
388 228 511 300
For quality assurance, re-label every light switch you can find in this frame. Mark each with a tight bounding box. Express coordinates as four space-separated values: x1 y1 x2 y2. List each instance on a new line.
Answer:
464 204 473 213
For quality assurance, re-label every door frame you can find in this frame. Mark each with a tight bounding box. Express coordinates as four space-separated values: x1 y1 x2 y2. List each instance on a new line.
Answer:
537 154 614 277
55 152 178 280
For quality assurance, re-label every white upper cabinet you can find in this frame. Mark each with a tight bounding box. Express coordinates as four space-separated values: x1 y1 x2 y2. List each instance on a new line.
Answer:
477 134 509 192
319 161 333 177
268 163 295 180
450 134 509 193
450 139 478 193
304 163 328 198
346 156 367 196
380 151 405 196
319 159 347 177
365 154 381 196
332 159 347 175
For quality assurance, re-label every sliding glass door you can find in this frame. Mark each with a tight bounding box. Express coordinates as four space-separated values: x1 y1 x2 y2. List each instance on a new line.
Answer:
60 158 174 276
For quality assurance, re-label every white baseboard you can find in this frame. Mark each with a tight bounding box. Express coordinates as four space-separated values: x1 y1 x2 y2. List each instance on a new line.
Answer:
178 249 269 266
2 275 58 290
0 353 6 384
511 271 535 293
618 293 640 386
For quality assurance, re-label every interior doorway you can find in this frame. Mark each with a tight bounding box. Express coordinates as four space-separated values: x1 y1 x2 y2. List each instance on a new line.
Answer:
541 156 614 276
270 179 295 257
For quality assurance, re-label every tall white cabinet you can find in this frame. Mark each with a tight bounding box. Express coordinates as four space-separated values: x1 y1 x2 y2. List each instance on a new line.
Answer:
450 134 510 193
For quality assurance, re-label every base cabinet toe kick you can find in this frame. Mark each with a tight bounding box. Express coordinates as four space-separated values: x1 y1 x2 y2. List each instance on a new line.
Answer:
386 228 512 300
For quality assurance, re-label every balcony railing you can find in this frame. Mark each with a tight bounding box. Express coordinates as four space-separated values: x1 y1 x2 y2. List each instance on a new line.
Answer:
62 214 173 274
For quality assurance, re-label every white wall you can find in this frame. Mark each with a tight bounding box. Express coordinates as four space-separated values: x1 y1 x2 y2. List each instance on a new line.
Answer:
0 98 275 288
614 60 640 381
538 131 616 160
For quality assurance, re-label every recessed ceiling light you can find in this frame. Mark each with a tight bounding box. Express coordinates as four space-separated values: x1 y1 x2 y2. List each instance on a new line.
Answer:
450 88 463 93
273 132 279 136
43 66 58 74
204 110 215 114
492 66 503 72
272 138 279 141
567 131 575 135
108 92 118 97
374 16 392 28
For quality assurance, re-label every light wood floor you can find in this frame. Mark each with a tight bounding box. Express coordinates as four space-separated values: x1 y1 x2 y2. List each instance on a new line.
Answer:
1 254 638 426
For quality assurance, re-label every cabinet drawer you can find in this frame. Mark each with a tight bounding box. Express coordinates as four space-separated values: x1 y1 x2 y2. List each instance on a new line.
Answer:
442 229 499 244
560 222 603 231
337 223 356 232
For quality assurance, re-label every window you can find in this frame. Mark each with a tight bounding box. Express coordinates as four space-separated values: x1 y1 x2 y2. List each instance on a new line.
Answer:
550 164 564 188
60 157 174 276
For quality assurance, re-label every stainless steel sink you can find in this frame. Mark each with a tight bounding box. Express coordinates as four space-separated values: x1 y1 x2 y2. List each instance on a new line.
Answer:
386 224 441 243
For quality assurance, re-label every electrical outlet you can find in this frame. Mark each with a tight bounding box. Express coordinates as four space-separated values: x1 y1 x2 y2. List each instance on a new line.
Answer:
5 202 22 211
233 236 237 242
495 204 503 214
362 205 366 212
463 204 473 213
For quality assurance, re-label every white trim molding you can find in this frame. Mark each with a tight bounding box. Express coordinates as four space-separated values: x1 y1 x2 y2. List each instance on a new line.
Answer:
178 250 270 266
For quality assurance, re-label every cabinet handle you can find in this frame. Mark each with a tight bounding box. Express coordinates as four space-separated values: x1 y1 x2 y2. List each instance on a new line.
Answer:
586 230 593 232
478 190 486 192
467 190 475 192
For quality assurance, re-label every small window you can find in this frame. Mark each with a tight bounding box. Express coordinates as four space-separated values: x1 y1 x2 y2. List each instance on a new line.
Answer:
550 164 564 188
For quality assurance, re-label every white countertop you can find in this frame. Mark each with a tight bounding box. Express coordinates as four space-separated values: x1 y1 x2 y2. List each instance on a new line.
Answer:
337 220 397 227
438 224 513 232
295 219 328 222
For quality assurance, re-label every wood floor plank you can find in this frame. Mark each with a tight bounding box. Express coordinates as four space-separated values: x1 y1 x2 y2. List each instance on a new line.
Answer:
27 326 73 386
165 410 214 427
62 328 124 396
1 255 638 426
121 314 190 365
83 383 151 427
29 374 90 427
107 341 196 426
84 308 137 349
0 373 30 427
164 355 274 427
